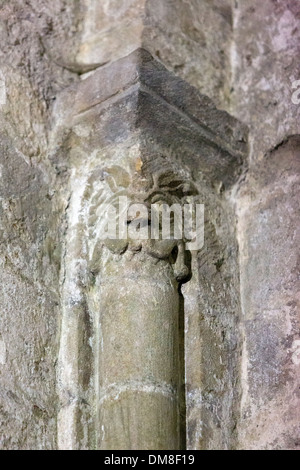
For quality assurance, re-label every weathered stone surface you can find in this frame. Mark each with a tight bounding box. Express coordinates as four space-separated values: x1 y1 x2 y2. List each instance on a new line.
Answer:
76 0 145 70
0 0 81 450
73 0 233 108
183 185 242 450
96 261 181 450
235 136 300 449
0 0 298 451
53 49 248 187
53 49 247 450
231 0 300 161
0 267 58 449
143 0 233 108
0 1 80 104
229 0 300 449
0 127 60 450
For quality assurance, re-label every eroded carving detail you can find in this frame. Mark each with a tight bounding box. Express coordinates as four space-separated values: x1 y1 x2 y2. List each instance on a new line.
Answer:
85 155 198 283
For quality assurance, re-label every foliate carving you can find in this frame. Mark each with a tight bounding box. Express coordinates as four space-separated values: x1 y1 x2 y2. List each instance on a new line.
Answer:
84 155 200 282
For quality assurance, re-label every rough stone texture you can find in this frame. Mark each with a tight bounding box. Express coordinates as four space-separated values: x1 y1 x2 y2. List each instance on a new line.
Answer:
0 0 80 450
73 0 233 108
75 0 146 70
229 0 300 449
0 1 81 103
231 0 300 162
96 262 181 450
53 49 247 450
143 0 233 109
0 0 299 451
235 137 300 449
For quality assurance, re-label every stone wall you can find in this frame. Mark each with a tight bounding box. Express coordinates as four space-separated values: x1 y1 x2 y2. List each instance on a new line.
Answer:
0 0 299 450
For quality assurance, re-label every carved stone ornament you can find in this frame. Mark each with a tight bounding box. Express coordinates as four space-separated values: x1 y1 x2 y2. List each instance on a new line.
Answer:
54 49 248 450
